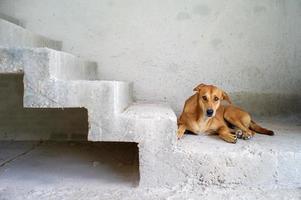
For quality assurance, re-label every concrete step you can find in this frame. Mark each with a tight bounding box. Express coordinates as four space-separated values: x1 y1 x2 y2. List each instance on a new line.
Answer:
118 103 177 187
25 79 133 141
0 47 133 142
0 19 62 50
118 103 177 144
163 118 301 189
115 108 301 189
0 47 98 80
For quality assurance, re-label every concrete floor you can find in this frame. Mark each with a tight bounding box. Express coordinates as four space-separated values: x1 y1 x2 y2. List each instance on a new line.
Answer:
0 141 139 199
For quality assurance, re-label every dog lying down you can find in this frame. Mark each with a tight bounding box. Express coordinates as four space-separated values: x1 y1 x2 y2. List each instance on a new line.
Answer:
177 83 274 143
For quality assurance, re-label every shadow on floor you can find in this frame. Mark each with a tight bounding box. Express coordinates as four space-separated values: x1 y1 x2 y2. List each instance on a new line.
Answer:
0 141 140 187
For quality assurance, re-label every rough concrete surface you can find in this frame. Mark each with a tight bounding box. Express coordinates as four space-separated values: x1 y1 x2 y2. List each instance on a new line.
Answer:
0 0 300 115
172 118 301 188
0 47 133 140
0 46 178 187
0 19 62 50
1 184 300 200
0 47 98 81
0 117 300 200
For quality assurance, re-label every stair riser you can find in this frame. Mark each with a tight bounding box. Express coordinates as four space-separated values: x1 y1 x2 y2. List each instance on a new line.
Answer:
163 147 301 188
48 51 98 80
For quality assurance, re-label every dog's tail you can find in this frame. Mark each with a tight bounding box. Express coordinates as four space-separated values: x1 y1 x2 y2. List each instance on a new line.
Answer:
250 120 274 135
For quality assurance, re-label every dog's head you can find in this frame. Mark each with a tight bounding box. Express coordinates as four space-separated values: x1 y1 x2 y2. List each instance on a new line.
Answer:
193 83 231 118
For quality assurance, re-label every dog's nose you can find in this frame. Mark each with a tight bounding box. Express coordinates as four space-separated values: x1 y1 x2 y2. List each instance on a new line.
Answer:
206 109 214 117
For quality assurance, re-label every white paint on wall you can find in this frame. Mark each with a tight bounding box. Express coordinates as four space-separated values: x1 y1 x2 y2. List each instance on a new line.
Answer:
0 0 300 114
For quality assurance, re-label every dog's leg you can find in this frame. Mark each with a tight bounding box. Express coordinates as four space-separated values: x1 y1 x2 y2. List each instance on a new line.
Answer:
228 126 244 138
235 121 254 140
224 106 255 140
228 120 254 140
177 124 186 139
218 126 237 143
224 113 254 140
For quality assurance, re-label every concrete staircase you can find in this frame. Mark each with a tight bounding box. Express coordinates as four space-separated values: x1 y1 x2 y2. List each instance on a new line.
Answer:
0 18 300 195
0 18 177 188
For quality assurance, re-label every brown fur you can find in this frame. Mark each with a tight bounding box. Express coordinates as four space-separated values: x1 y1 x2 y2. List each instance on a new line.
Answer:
177 83 274 143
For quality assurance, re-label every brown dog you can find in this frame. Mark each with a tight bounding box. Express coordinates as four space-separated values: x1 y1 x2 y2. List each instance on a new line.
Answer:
177 83 274 143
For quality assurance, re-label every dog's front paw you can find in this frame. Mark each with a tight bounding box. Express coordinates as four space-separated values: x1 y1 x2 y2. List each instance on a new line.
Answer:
176 132 184 140
230 134 238 143
223 134 237 143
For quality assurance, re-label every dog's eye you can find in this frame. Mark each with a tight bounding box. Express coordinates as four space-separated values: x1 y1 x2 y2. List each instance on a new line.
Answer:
214 97 219 101
202 96 207 101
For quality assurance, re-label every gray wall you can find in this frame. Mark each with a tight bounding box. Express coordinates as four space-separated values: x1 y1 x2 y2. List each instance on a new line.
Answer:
0 0 301 115
0 74 88 140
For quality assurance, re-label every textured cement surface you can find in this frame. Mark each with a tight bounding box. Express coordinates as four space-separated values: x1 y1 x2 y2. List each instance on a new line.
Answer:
0 47 176 187
0 47 134 140
0 47 98 81
0 139 300 200
171 117 301 188
0 185 300 200
0 141 301 200
0 45 177 188
0 19 62 50
0 117 300 199
1 0 300 115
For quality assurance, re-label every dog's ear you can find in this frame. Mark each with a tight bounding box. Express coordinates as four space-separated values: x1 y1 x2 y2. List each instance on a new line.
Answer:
193 83 206 92
221 90 232 104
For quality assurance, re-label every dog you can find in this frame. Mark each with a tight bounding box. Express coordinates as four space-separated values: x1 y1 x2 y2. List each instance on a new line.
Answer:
177 83 274 143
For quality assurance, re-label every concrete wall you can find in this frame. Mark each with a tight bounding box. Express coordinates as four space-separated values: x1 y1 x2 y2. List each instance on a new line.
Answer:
0 74 88 140
0 0 301 115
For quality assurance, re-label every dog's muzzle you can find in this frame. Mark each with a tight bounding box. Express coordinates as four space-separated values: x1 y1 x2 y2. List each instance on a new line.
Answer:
206 109 214 117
